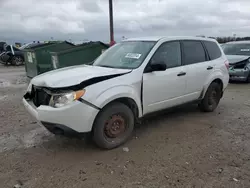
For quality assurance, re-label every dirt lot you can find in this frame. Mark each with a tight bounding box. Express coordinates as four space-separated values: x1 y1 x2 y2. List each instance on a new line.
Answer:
0 65 250 188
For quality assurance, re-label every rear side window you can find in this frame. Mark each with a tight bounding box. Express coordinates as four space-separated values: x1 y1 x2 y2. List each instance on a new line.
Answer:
203 41 222 60
182 41 206 65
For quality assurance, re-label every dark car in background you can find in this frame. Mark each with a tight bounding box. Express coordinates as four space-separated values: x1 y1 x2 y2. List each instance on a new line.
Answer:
223 41 250 83
0 42 7 53
0 42 43 66
0 45 25 65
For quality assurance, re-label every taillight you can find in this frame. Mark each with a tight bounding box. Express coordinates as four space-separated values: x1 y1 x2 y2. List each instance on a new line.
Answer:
224 60 229 70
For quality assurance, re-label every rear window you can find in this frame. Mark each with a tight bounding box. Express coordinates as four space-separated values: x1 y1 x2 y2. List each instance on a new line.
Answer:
5 45 20 51
223 43 250 56
182 41 206 65
203 41 221 60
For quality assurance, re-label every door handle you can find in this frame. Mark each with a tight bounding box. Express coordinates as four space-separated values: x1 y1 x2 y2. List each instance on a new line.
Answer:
177 72 186 76
207 66 213 70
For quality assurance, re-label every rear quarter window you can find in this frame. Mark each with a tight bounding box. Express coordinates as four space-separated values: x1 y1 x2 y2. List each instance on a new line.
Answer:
203 41 222 60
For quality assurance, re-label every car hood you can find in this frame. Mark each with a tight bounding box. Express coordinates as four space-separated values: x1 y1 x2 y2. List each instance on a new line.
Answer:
226 55 250 65
30 65 132 88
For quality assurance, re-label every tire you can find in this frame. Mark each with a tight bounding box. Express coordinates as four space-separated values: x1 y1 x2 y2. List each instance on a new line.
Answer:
246 74 250 83
93 102 134 149
199 82 222 112
11 56 24 66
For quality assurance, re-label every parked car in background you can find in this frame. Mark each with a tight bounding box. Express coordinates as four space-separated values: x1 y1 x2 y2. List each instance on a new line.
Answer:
223 41 250 82
0 42 44 66
23 36 229 149
0 45 24 65
0 42 7 53
220 43 225 48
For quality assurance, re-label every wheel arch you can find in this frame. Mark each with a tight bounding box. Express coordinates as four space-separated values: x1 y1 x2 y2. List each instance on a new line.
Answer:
16 54 24 59
202 78 224 99
101 97 140 120
211 78 223 90
92 85 143 118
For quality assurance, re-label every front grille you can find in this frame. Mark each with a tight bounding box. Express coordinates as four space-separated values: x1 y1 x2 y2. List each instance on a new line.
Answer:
31 86 51 107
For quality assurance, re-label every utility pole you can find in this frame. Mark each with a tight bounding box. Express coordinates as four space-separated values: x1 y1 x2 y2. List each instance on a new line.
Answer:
109 0 115 46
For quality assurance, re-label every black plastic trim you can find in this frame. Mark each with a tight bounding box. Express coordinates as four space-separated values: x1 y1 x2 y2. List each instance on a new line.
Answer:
200 41 210 61
78 98 100 110
140 77 144 114
41 122 82 136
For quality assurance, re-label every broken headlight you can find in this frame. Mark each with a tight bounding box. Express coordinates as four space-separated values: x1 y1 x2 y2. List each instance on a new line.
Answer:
50 90 85 108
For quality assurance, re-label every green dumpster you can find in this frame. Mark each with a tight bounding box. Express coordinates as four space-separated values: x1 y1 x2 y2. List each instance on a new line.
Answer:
50 42 109 69
24 41 74 78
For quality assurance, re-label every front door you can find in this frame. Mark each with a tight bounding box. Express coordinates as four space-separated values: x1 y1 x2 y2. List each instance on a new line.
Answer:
143 41 187 115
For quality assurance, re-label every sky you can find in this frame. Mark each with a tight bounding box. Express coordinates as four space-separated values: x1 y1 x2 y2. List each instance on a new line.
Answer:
0 0 250 44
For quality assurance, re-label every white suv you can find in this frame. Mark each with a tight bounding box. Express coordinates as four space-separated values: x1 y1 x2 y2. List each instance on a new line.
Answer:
23 36 229 149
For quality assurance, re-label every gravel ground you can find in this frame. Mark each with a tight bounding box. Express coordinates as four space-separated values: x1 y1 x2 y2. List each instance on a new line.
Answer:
0 65 250 188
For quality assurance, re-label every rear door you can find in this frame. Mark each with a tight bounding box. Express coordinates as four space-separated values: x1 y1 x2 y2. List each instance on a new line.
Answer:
181 40 213 102
143 41 187 114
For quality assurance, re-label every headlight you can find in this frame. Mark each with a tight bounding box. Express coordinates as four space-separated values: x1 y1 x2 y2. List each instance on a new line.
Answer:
50 90 85 108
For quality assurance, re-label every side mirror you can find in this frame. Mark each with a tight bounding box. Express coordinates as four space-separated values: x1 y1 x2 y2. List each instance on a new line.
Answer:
150 61 167 72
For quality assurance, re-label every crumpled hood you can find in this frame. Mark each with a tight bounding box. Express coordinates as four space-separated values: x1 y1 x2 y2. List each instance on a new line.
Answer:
226 55 250 65
30 65 131 88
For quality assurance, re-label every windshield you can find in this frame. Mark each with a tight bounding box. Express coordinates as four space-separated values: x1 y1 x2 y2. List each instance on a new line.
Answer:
223 43 250 56
5 45 19 51
93 41 156 69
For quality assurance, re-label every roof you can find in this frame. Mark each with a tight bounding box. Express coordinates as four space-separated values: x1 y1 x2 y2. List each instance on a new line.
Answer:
124 36 217 42
226 41 250 44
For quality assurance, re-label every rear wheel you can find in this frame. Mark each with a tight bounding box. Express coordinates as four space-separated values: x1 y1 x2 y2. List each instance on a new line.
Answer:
93 102 134 149
199 82 222 112
11 56 24 66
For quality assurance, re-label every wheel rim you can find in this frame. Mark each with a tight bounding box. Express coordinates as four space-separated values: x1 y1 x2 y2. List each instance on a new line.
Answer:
14 57 23 65
104 114 127 138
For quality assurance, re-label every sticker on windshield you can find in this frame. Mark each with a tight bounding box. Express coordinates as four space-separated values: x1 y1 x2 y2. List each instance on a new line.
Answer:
125 53 141 59
240 49 250 51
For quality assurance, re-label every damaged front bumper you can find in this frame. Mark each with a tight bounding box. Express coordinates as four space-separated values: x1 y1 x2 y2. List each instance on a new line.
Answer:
22 98 99 133
229 69 249 81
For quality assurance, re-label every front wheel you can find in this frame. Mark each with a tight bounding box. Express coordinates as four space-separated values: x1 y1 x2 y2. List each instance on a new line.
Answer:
199 82 222 112
93 102 134 149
